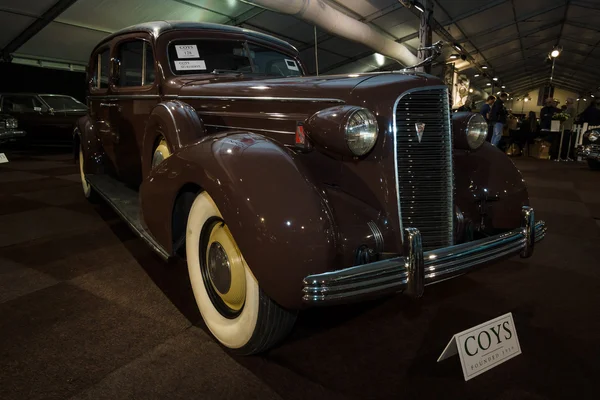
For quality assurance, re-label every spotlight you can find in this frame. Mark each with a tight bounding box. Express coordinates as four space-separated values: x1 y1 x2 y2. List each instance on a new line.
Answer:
474 74 480 77
584 98 587 101
577 98 580 101
502 85 506 88
592 94 596 98
493 77 498 81
414 3 424 12
496 91 501 95
469 88 473 93
482 66 488 69
486 83 491 86
551 49 560 58
453 43 462 52
449 54 459 59
524 98 529 102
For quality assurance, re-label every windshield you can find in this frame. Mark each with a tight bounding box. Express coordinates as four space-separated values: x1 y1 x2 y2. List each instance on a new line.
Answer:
40 95 87 111
168 40 303 77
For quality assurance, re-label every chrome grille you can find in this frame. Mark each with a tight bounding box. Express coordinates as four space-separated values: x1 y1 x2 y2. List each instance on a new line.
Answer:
393 87 453 250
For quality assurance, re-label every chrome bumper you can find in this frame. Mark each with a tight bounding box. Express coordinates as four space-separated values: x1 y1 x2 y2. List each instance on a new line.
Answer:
576 144 600 161
303 206 546 305
0 130 26 140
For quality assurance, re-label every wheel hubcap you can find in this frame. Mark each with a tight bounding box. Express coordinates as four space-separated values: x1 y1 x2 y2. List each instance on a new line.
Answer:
207 242 231 294
201 219 246 317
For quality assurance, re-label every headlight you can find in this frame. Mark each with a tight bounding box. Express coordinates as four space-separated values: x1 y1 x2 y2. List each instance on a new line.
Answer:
5 118 18 129
465 113 487 149
584 130 599 142
345 108 378 156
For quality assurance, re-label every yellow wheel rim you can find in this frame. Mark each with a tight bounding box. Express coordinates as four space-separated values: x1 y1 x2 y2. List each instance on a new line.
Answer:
205 222 246 312
152 139 171 168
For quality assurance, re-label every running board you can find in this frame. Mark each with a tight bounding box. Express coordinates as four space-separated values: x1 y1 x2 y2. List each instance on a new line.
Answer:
86 174 171 260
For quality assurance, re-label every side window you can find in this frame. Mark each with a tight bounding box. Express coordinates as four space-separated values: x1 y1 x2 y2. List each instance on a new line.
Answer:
2 95 41 112
91 48 110 89
117 40 155 87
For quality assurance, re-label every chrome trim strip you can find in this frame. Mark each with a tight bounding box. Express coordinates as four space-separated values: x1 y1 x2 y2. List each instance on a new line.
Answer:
302 206 546 304
88 95 160 100
205 124 294 135
168 95 345 103
367 221 384 253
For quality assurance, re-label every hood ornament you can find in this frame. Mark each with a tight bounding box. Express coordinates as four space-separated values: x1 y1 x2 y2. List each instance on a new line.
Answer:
415 123 426 143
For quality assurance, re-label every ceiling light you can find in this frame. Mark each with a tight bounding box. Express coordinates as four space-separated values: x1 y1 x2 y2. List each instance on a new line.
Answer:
584 98 587 101
592 94 595 98
577 98 580 101
493 77 498 81
486 83 491 86
496 91 501 95
501 85 506 88
374 53 385 66
469 88 473 93
551 49 560 58
449 54 459 59
474 74 480 77
524 98 529 102
453 44 462 52
482 66 488 69
414 3 424 12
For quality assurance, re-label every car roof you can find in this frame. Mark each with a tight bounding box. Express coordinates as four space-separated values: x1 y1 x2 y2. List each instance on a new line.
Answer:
0 93 76 97
96 21 298 54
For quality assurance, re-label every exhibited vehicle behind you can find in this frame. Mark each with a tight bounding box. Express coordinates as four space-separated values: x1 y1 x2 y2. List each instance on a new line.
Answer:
576 129 600 170
77 21 546 354
0 93 87 146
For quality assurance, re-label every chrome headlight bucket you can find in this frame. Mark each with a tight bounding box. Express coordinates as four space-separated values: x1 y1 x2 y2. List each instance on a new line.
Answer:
465 113 487 150
584 129 599 142
344 108 379 156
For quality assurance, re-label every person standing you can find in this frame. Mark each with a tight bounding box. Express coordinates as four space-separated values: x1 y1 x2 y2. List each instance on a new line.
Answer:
489 92 508 146
579 98 600 125
540 98 560 159
480 95 496 142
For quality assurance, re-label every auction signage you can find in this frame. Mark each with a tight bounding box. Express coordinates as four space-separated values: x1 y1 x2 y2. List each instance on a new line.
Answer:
437 313 521 381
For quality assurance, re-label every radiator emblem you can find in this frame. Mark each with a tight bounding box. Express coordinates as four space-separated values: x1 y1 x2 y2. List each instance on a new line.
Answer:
415 122 426 143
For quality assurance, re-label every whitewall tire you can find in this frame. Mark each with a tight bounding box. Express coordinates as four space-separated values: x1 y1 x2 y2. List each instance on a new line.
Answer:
79 144 94 199
186 192 296 354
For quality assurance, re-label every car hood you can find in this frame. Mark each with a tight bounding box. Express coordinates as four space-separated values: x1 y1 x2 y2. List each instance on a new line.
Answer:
175 72 434 103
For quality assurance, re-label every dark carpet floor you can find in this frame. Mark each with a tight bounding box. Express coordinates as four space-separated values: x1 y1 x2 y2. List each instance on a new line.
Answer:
0 148 599 400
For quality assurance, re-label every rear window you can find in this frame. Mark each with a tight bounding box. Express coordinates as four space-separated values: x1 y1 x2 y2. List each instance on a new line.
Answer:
167 39 302 77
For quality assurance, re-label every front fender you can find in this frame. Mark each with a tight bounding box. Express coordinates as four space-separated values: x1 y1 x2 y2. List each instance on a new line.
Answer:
75 115 103 175
141 132 337 309
455 143 529 231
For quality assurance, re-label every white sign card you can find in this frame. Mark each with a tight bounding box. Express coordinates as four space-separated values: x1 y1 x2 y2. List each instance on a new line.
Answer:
175 44 200 59
0 153 8 164
174 60 207 71
285 59 299 71
437 313 521 381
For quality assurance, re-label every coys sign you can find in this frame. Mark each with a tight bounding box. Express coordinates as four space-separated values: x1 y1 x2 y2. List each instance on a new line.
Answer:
415 122 425 143
438 313 521 381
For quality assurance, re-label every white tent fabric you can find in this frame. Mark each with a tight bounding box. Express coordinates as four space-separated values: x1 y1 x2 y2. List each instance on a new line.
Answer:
0 0 598 95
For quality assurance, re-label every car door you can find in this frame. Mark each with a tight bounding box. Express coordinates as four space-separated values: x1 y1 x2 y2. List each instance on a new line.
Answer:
110 35 159 188
88 46 119 178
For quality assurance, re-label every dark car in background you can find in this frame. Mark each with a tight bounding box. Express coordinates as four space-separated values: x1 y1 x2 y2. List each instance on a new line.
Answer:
0 93 87 146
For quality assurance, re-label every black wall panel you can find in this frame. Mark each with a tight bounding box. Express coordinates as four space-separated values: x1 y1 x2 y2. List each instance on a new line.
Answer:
0 63 86 102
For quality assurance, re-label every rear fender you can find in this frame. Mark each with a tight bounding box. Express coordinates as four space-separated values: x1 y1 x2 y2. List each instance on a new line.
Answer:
75 115 103 175
141 132 337 309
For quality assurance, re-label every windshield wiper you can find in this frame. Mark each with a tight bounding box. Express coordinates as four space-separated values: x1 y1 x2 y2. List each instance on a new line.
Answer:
211 69 244 76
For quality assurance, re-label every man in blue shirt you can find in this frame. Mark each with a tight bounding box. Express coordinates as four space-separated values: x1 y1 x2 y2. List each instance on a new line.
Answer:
489 92 508 146
480 95 495 142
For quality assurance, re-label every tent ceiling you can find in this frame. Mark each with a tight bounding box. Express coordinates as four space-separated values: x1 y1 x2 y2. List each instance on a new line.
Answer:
0 0 598 95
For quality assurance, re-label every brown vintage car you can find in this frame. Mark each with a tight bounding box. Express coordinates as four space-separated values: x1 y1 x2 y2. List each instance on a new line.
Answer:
76 21 546 354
